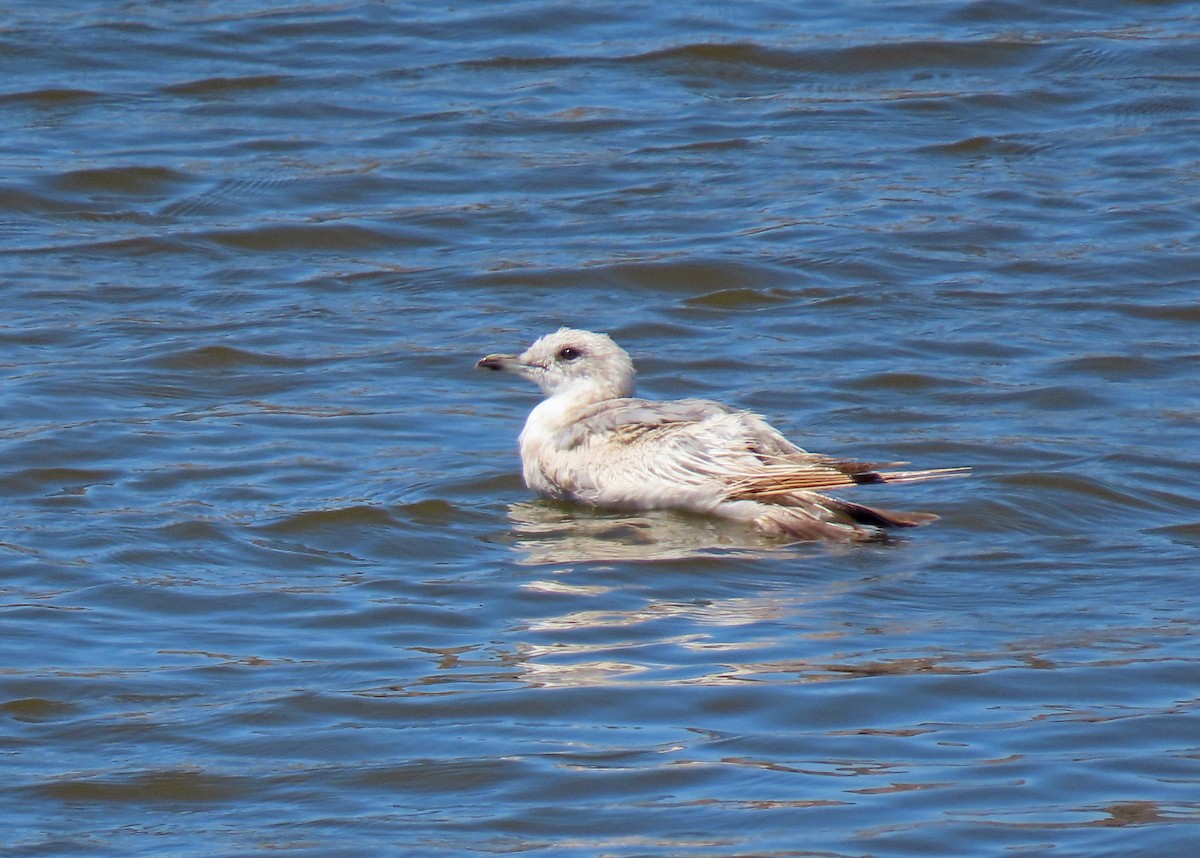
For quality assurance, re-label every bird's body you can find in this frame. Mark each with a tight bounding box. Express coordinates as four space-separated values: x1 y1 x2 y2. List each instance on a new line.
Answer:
478 328 966 542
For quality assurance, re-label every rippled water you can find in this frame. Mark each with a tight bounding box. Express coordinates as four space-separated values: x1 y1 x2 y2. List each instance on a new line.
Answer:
3 2 1200 855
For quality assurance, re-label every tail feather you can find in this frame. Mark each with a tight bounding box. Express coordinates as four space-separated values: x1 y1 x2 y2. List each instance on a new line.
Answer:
726 465 969 500
726 460 966 541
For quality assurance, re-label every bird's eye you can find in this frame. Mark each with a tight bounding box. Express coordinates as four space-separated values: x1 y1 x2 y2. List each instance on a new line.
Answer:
558 347 582 361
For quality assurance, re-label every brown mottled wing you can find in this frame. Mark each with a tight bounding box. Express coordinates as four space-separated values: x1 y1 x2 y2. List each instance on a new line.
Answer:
726 460 971 499
556 397 968 498
554 398 787 490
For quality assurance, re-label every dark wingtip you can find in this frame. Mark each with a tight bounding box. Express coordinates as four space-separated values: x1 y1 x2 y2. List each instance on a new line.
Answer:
829 498 939 528
851 472 887 485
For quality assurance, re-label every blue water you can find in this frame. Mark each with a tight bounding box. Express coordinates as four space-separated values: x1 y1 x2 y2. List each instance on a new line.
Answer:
3 2 1199 855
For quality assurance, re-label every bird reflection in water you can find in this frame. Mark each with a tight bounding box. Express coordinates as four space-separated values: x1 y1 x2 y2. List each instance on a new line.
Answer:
504 500 829 565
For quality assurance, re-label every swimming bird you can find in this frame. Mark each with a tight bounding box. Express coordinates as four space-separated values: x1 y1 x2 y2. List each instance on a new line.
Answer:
477 328 966 542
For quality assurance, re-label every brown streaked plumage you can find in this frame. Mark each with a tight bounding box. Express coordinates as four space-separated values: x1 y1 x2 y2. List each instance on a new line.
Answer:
478 328 968 542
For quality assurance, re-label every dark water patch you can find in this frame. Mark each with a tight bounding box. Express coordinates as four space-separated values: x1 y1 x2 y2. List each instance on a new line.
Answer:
259 504 399 536
920 134 1056 157
464 35 1049 93
1 467 117 499
33 767 253 805
0 185 79 217
1111 300 1200 323
1 697 79 723
466 258 793 301
201 221 437 253
640 38 1044 78
1148 522 1200 549
151 344 311 372
849 371 965 393
456 52 600 74
0 87 103 107
610 320 729 351
394 498 480 527
51 166 193 198
1055 353 1200 383
163 74 292 98
684 286 794 310
606 258 793 296
951 384 1110 411
19 233 206 259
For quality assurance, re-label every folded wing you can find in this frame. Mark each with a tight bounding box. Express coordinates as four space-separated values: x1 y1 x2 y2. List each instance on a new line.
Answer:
557 397 967 512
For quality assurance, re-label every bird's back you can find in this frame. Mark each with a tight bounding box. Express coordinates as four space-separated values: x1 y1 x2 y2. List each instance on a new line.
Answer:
522 395 801 510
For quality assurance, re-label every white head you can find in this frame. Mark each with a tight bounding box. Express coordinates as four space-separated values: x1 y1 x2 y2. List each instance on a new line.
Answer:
478 328 636 401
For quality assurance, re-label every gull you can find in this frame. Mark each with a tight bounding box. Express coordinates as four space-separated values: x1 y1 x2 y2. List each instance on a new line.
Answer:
477 328 967 542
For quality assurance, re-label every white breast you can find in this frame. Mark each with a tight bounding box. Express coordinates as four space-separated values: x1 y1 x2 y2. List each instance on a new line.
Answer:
518 394 579 497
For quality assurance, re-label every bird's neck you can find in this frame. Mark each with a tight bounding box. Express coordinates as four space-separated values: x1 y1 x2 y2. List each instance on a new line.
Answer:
520 385 619 453
525 387 599 432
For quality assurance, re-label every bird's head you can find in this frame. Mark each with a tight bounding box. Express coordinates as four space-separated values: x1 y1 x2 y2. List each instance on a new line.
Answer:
477 328 636 401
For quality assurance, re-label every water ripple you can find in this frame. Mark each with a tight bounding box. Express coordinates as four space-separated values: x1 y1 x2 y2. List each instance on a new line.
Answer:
3 1 1200 855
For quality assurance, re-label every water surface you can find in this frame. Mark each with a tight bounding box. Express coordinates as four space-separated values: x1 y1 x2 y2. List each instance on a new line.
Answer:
3 1 1199 855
